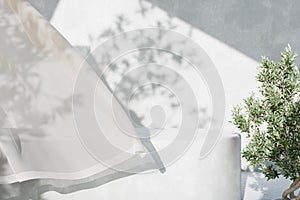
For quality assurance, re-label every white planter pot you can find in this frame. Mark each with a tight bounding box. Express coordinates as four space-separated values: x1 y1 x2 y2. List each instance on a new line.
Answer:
63 132 241 200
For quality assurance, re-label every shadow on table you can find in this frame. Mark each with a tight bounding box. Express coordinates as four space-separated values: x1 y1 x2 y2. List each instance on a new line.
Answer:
241 171 292 200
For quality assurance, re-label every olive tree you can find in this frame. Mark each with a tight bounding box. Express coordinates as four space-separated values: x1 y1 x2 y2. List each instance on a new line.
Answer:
231 46 300 200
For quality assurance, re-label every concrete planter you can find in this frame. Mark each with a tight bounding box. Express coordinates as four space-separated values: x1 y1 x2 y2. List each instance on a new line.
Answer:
80 132 241 200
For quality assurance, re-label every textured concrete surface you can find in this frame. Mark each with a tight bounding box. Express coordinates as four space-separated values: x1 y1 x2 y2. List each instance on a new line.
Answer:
241 172 291 200
147 0 300 64
26 0 59 20
10 1 299 199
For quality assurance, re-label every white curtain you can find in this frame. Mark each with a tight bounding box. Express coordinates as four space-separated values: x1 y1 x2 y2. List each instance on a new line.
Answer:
0 0 164 199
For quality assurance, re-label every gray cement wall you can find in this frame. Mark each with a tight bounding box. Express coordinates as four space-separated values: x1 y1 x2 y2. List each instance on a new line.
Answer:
148 0 300 64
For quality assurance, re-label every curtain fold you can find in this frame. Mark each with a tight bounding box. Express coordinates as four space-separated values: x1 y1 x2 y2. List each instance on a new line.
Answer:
0 0 164 198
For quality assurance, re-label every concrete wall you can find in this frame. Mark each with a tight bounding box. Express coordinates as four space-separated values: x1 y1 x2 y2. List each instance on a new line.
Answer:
148 0 300 64
7 0 299 199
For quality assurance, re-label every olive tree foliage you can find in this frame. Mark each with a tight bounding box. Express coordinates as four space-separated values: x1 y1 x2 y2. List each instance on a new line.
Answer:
231 46 300 199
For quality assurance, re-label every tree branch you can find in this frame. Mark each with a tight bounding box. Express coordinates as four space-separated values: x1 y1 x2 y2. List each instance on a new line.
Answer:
283 176 300 200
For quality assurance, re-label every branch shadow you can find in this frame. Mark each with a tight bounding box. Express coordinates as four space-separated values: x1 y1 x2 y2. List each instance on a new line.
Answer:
0 1 74 199
0 0 214 199
242 171 292 200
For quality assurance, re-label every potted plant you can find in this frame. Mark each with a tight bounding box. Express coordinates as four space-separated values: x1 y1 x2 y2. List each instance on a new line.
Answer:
231 45 300 200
